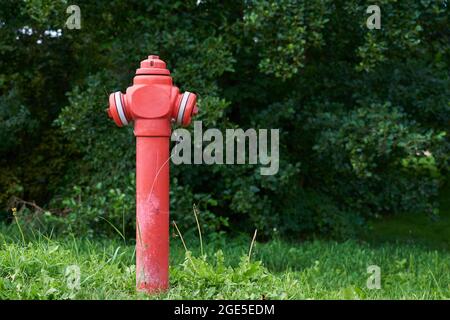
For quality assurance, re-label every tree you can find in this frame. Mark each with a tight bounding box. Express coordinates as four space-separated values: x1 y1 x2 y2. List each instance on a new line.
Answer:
1 0 448 238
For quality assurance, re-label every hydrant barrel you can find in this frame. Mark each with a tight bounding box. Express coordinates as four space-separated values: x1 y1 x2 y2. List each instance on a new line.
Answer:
136 136 170 292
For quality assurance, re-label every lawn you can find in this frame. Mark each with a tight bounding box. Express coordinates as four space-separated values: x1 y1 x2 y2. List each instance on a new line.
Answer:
1 229 449 299
1 185 449 300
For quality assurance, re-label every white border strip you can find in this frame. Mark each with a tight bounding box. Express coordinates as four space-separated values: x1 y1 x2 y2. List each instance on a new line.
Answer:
177 92 190 125
114 92 128 126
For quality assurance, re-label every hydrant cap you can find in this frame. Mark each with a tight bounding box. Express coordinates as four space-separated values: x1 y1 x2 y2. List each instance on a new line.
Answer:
175 91 197 126
136 55 170 76
108 91 130 127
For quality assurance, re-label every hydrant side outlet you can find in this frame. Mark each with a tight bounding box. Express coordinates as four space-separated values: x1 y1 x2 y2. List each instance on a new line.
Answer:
107 55 198 293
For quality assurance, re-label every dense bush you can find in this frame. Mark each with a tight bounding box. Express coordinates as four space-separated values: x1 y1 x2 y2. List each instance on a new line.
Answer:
0 1 449 238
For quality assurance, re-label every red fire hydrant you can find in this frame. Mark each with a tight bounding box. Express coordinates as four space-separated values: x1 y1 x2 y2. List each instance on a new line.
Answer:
107 55 198 293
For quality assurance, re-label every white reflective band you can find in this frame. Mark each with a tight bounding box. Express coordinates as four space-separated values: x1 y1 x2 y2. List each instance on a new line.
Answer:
114 92 128 126
177 92 191 125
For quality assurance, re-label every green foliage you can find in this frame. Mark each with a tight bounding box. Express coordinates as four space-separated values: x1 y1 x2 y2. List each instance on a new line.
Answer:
0 89 36 154
1 1 449 238
58 182 135 238
306 102 443 215
279 189 363 239
169 251 283 299
244 0 332 79
366 182 450 250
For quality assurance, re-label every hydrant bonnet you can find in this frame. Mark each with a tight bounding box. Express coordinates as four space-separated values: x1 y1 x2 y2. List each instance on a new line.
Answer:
107 55 198 129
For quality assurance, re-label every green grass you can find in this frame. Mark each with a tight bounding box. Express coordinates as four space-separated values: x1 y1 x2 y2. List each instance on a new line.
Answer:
1 227 449 299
